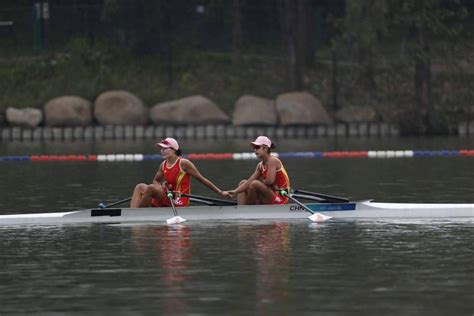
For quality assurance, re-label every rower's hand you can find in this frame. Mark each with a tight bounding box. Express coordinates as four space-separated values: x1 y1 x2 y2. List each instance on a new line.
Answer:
221 190 235 199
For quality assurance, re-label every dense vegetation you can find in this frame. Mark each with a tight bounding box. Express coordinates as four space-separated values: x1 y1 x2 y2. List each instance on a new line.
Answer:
1 0 473 134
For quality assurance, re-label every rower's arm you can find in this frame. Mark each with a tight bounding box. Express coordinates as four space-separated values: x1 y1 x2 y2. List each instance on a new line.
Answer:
233 166 261 194
181 159 223 195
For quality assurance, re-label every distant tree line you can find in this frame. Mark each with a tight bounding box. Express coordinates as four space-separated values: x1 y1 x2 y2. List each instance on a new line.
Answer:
1 0 472 134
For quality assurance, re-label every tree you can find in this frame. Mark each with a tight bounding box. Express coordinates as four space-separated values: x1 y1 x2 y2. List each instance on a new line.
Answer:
390 0 467 133
232 0 242 65
278 0 317 90
331 0 467 134
332 0 389 104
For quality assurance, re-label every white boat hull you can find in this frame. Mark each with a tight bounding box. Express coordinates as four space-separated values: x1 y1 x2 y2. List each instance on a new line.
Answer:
0 201 473 226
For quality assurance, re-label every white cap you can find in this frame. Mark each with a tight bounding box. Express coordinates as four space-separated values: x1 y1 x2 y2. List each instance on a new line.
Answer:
251 136 272 148
156 137 179 150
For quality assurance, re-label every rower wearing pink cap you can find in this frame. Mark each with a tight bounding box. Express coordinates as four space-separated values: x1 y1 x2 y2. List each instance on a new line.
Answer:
223 136 291 205
130 137 230 208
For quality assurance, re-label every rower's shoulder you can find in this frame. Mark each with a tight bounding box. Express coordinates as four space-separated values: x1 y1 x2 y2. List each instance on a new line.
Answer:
180 157 191 164
179 157 194 168
268 156 281 164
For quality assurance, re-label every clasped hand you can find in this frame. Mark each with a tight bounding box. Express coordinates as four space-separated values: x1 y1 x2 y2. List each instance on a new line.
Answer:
220 190 235 199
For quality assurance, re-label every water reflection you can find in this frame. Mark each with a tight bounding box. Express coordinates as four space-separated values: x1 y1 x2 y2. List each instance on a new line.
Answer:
1 220 472 314
131 224 192 313
239 223 291 314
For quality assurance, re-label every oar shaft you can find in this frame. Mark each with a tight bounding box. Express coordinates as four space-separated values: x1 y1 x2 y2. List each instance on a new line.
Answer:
99 197 132 209
280 190 314 214
167 192 178 216
189 197 219 206
165 191 187 225
294 190 349 203
181 193 237 206
283 192 314 215
291 193 326 202
283 191 332 222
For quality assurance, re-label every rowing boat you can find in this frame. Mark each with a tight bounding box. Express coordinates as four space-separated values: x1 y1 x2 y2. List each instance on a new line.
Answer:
0 201 472 226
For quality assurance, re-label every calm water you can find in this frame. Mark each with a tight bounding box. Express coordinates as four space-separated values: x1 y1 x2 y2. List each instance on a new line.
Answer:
0 137 473 315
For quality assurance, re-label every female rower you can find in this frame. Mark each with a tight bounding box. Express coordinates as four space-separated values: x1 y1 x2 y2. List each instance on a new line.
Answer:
130 137 230 208
223 136 291 205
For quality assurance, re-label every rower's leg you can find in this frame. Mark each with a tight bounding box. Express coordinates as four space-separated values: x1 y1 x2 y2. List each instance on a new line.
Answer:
131 183 147 207
138 184 164 208
236 180 248 205
247 180 274 204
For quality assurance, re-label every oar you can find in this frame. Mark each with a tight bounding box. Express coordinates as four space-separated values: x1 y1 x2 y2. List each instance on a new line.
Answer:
293 189 349 203
188 197 224 206
98 197 132 209
291 193 326 203
165 190 186 225
180 193 237 206
280 190 332 222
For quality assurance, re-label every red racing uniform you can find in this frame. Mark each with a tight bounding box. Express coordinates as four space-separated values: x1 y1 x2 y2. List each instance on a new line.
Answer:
151 157 191 207
258 158 291 204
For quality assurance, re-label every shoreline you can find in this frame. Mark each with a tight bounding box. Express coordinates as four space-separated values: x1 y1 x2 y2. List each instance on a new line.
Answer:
1 122 474 142
0 123 402 142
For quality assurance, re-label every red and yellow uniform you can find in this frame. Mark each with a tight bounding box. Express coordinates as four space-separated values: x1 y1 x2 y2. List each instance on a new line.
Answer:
258 158 291 204
151 157 191 207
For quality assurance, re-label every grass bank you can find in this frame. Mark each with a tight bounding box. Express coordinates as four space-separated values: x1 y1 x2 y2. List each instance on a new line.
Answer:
1 40 473 134
0 41 290 114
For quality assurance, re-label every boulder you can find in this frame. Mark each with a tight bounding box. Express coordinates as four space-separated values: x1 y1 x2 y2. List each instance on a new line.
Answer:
94 90 148 125
45 96 92 126
276 92 332 125
150 95 230 124
6 107 43 127
377 103 400 124
335 105 378 123
232 95 278 126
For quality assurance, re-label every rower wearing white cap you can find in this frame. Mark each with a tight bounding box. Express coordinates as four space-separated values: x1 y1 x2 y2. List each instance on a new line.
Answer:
223 136 291 205
130 137 230 208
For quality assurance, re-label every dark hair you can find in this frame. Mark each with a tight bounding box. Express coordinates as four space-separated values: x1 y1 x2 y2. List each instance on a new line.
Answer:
266 143 275 154
175 149 182 156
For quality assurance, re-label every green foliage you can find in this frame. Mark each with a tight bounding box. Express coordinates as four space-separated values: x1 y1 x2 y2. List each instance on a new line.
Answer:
340 0 389 53
389 0 468 59
1 0 473 134
0 39 287 113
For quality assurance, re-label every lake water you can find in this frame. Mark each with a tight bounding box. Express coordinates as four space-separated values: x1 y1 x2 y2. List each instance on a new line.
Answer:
0 137 473 315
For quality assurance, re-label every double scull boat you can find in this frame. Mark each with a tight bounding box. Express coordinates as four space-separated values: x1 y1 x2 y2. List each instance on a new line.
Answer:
0 200 472 226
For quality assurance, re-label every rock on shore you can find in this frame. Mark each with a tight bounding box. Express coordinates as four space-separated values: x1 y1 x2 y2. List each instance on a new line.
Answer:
6 107 43 127
44 96 92 126
150 95 230 124
335 105 377 122
1 91 391 129
94 90 148 125
232 95 278 125
276 92 333 125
